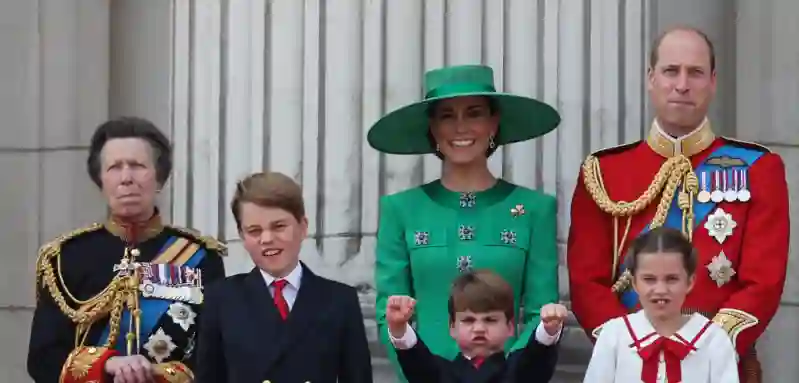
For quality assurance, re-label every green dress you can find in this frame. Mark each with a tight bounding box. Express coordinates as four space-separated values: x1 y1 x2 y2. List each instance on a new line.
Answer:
374 179 560 381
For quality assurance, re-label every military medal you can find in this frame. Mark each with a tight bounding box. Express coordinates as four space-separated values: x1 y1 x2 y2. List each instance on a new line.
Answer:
723 169 737 202
697 171 711 203
707 250 736 287
704 208 737 244
140 264 205 304
710 170 724 203
737 168 751 202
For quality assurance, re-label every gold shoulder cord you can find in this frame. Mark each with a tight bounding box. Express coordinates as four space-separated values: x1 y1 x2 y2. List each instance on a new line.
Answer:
35 224 138 350
581 154 699 293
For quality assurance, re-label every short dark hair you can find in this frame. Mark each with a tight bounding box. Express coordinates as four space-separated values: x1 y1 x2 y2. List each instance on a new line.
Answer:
426 96 501 159
649 26 716 72
231 172 305 230
86 117 173 188
448 269 515 323
626 227 698 277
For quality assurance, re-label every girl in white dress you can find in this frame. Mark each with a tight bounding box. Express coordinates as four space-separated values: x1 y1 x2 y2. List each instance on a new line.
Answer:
582 227 739 383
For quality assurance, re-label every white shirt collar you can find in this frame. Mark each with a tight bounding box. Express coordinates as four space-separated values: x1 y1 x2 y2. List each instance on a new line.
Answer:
260 262 303 289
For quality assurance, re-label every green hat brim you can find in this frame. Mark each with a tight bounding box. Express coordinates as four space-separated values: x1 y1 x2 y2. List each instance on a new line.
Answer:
367 92 561 155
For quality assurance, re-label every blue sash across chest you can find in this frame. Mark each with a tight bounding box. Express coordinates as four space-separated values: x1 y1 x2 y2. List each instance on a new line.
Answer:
98 236 207 352
618 144 764 309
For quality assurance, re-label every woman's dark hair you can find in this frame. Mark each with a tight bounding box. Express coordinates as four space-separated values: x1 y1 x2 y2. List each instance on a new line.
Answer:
86 117 173 188
426 96 501 160
626 227 698 277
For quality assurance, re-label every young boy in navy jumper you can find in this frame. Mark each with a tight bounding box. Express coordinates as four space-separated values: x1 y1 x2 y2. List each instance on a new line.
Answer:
386 269 567 382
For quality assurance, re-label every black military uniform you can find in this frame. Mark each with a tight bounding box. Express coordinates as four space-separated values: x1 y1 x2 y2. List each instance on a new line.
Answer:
27 212 226 383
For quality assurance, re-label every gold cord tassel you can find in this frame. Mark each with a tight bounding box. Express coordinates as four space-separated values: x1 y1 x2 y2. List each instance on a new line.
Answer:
583 154 698 293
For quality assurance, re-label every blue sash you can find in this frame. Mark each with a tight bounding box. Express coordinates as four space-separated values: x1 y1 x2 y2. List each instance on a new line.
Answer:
619 144 764 308
98 236 207 352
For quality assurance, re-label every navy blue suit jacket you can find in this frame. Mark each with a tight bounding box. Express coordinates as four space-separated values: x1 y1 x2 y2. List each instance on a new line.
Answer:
195 263 373 383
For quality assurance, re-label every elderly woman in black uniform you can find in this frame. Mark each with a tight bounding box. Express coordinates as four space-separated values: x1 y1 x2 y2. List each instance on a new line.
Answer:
27 117 226 383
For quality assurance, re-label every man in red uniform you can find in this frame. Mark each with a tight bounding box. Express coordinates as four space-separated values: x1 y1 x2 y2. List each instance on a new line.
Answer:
567 27 790 383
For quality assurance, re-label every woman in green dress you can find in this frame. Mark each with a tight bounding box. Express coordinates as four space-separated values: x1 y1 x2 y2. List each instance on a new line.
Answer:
367 64 562 380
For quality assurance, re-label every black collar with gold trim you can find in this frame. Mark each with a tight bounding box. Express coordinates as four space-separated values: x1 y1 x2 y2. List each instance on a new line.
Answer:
104 210 165 244
646 118 716 158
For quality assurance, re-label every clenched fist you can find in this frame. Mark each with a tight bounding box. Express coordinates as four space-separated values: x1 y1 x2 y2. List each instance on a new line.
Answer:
540 303 569 336
386 295 416 338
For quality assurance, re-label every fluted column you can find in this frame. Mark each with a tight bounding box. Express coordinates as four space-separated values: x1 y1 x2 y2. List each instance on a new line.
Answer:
735 0 799 379
0 0 109 381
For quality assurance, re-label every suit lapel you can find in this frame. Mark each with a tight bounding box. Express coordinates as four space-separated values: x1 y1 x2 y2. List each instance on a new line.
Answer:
249 263 328 376
278 264 327 353
244 268 286 374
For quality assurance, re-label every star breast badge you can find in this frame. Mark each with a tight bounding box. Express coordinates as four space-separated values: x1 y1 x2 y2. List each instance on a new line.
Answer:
707 251 736 287
704 208 737 244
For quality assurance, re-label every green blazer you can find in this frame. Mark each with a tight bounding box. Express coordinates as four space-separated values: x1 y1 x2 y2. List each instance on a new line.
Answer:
374 179 560 381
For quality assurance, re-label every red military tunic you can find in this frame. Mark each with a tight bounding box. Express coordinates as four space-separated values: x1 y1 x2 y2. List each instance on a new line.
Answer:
567 119 790 382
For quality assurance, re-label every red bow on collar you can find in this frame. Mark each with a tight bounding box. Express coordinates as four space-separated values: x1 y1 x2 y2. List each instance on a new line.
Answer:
637 337 694 383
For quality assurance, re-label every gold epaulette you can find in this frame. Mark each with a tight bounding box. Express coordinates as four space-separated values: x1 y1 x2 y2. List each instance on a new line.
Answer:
35 223 104 300
168 225 228 256
722 136 772 153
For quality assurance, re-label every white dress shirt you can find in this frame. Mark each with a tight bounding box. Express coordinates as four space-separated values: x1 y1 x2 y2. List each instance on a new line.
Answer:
260 262 303 310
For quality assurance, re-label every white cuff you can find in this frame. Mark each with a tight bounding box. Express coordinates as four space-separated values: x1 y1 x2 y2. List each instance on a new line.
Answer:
535 321 562 346
388 323 418 350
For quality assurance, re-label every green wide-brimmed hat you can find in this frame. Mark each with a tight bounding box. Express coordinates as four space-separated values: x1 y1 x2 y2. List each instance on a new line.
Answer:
367 64 561 155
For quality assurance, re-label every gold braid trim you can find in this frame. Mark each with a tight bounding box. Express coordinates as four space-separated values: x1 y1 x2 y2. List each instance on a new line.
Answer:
581 154 699 293
35 224 103 303
168 225 228 256
35 224 139 350
153 361 195 383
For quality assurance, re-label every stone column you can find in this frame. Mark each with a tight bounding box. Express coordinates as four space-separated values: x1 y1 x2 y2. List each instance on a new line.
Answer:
0 0 109 380
736 0 799 379
109 0 175 220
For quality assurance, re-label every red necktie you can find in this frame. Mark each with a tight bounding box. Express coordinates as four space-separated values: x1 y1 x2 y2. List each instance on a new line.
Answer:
471 356 485 369
637 337 693 383
272 279 289 320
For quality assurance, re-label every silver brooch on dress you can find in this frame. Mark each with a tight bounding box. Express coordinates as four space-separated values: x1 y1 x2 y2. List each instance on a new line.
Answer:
457 256 473 273
414 231 429 246
500 229 517 245
458 225 475 241
460 192 476 208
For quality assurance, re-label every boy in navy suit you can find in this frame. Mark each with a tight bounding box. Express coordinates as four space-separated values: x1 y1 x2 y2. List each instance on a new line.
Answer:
386 269 567 382
195 172 373 383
